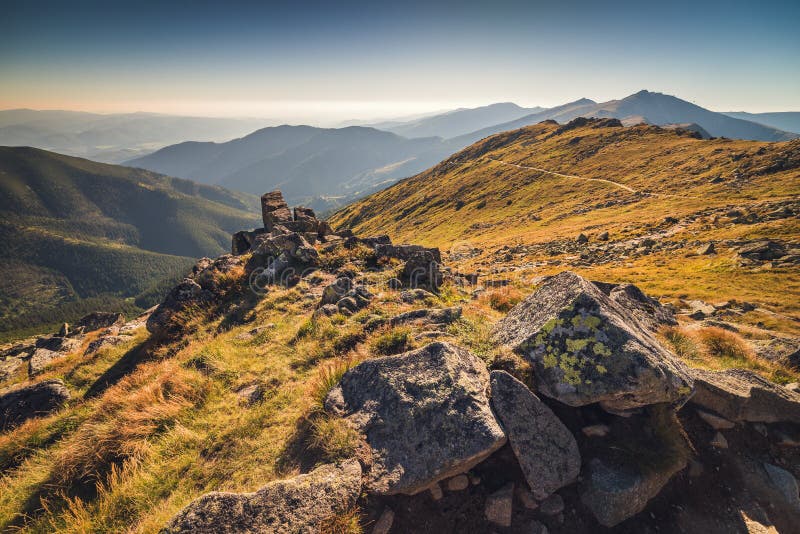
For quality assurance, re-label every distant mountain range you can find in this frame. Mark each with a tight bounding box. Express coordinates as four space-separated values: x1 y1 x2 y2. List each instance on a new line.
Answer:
0 109 272 163
123 91 797 209
722 111 800 134
126 125 459 210
0 146 259 336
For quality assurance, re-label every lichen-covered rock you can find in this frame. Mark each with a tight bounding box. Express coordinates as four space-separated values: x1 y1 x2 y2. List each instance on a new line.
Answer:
492 271 692 411
325 342 506 495
0 356 24 383
402 250 443 289
1 379 70 429
163 459 361 534
489 371 581 499
690 368 800 424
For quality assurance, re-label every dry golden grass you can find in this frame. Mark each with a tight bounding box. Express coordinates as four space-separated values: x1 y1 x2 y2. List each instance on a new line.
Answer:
319 505 363 534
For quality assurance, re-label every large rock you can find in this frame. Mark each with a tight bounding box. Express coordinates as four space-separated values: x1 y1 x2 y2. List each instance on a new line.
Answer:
389 306 462 326
1 379 70 429
375 243 441 263
147 278 212 336
402 250 443 289
581 453 686 527
163 460 362 534
260 190 293 231
75 312 125 332
490 371 581 499
29 348 68 375
492 271 692 411
738 240 787 261
690 368 800 424
605 283 676 332
231 228 268 255
246 233 319 273
325 342 506 495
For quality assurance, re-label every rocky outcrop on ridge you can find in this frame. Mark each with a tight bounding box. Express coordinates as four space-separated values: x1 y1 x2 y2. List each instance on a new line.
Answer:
492 271 693 411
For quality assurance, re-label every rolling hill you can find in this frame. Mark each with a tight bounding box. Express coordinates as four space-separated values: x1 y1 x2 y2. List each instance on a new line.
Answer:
0 109 271 163
331 118 800 330
125 125 460 209
0 146 260 337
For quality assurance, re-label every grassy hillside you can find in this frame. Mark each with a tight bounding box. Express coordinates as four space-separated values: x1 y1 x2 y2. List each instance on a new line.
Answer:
0 147 260 337
332 119 800 330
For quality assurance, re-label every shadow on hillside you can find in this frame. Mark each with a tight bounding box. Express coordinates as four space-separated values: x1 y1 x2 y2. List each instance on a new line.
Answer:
274 416 321 475
83 340 152 399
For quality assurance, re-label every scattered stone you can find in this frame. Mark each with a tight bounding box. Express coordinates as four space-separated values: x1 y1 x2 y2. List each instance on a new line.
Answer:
539 493 565 516
235 383 264 405
690 368 800 424
429 482 443 501
710 432 729 449
492 271 692 411
697 242 716 255
372 507 395 534
697 409 735 430
581 424 611 438
321 277 353 305
163 459 361 533
576 233 589 244
0 379 70 429
597 231 609 241
402 250 442 289
489 371 580 499
527 520 549 534
325 342 506 495
485 483 514 527
375 244 441 263
447 474 469 491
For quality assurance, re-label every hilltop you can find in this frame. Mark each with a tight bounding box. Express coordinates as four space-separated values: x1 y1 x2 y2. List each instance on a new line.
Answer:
0 146 260 338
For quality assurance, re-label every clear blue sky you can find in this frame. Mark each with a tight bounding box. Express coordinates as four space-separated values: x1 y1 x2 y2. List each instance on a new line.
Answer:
1 0 798 120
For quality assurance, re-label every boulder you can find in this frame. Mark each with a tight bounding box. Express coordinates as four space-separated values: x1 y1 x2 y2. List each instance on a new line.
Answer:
325 342 506 495
231 228 268 255
581 454 686 527
84 335 126 356
260 190 293 231
492 271 692 411
400 288 435 303
249 233 319 267
389 306 462 326
1 379 70 429
402 250 443 289
738 240 787 261
147 278 212 336
0 356 24 383
489 371 581 499
29 348 67 375
73 312 124 333
485 482 514 527
697 242 716 255
375 243 441 263
321 278 353 305
606 283 677 332
163 460 361 534
690 368 800 424
293 206 316 220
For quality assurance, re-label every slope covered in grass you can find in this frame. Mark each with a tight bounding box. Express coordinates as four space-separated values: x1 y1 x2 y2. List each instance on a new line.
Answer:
0 147 260 336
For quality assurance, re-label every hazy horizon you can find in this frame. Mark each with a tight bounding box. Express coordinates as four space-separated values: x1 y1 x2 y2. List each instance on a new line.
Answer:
2 0 799 122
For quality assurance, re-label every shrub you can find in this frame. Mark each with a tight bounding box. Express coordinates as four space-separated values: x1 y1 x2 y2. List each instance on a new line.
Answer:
371 328 413 356
308 417 360 462
486 288 524 312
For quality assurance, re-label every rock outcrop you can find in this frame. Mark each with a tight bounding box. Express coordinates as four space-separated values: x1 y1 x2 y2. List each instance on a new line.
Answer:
690 368 800 424
75 312 125 332
489 371 581 500
163 459 362 534
1 379 70 429
325 342 506 495
492 271 692 411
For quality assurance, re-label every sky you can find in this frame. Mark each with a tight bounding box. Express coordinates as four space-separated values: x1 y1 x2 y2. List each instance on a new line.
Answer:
1 0 799 122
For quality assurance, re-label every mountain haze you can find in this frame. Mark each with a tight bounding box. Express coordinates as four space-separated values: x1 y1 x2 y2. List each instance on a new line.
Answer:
723 111 800 134
126 125 458 209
